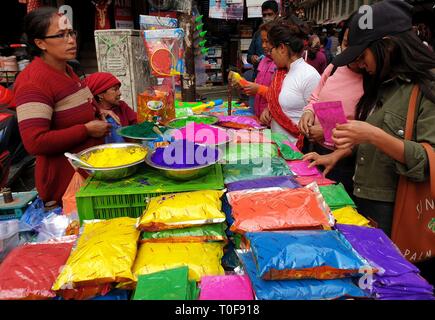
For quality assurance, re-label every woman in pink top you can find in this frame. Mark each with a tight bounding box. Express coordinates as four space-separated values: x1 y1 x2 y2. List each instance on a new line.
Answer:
298 19 366 195
242 22 277 118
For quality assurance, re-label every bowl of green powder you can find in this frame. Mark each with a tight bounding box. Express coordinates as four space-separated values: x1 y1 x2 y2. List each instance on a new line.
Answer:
166 115 219 129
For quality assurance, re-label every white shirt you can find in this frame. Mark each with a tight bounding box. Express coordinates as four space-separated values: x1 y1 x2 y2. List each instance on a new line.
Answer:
271 58 320 142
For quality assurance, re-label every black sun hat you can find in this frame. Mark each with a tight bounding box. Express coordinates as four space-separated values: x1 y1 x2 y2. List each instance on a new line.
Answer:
332 0 413 67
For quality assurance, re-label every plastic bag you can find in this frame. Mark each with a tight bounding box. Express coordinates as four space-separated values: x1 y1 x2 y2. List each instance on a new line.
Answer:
295 176 335 186
137 85 175 124
132 242 225 282
139 223 227 243
287 160 322 177
224 143 278 163
319 183 356 210
199 275 254 300
217 116 264 130
230 129 273 144
246 231 371 280
237 250 369 300
36 212 80 242
271 132 303 160
137 190 225 231
313 101 347 147
223 157 292 184
62 172 86 215
19 197 62 232
133 267 198 300
227 188 331 233
332 206 371 227
0 238 75 300
226 176 301 192
52 218 139 291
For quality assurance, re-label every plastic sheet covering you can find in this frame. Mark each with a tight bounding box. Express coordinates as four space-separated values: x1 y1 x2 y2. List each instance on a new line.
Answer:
224 143 278 163
332 207 371 227
0 237 75 300
217 116 264 130
237 250 369 300
139 223 227 243
137 190 225 231
246 231 370 280
319 184 356 210
226 176 300 192
52 218 140 290
227 188 331 233
133 267 198 300
223 157 292 184
132 242 225 282
199 275 254 300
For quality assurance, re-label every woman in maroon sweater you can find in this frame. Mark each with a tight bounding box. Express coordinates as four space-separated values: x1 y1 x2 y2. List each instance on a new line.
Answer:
13 7 111 204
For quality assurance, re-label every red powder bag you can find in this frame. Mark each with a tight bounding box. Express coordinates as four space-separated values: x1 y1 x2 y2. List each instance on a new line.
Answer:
228 188 331 233
0 238 75 300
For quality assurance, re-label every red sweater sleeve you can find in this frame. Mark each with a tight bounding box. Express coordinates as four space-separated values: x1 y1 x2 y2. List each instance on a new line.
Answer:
16 84 89 156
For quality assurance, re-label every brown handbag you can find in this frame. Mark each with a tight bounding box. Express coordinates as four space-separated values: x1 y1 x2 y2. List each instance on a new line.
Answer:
391 85 435 263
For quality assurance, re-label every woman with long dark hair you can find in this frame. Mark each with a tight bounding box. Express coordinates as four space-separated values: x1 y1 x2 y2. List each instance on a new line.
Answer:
13 7 110 204
304 0 435 285
260 23 320 148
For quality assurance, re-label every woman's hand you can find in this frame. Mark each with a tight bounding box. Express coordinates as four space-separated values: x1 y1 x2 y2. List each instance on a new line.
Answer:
260 108 272 126
308 125 324 143
332 120 378 149
243 82 260 96
303 148 352 176
299 110 315 136
85 120 112 138
99 109 121 125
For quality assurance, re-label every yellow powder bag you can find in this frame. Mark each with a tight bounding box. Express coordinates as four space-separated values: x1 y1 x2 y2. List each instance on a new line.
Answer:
52 217 140 290
132 242 225 282
137 190 225 231
332 206 371 227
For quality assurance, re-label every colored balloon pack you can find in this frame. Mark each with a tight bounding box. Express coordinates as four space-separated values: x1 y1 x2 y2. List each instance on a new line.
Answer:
137 85 175 124
133 267 198 300
223 157 292 184
332 206 371 227
199 275 254 300
52 218 140 291
132 242 225 282
246 231 370 280
0 239 75 300
137 190 225 231
226 176 301 192
139 223 227 243
319 183 356 210
227 188 331 233
238 250 369 300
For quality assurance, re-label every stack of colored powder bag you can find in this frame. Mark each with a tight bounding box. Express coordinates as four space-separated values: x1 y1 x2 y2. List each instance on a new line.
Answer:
336 224 434 300
134 190 227 288
237 231 371 300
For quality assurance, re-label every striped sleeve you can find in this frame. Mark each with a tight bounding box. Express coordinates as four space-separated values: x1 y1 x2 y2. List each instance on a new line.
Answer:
15 83 88 156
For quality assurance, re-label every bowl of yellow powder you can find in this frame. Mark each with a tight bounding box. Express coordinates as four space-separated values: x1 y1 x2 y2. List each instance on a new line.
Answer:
74 143 148 180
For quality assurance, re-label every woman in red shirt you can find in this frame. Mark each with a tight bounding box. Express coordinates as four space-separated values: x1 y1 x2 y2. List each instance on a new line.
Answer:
14 7 110 203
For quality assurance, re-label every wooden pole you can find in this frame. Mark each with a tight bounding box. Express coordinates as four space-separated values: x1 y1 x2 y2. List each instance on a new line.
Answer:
178 12 196 102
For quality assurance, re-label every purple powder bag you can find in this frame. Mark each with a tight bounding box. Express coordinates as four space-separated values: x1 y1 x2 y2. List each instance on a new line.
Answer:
226 176 301 192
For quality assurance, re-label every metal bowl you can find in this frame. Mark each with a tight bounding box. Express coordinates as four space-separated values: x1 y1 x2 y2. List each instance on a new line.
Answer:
144 146 222 181
72 143 147 181
166 115 219 129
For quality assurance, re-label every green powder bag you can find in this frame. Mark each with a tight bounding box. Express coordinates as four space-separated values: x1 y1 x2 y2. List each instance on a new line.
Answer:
319 183 356 210
140 223 227 243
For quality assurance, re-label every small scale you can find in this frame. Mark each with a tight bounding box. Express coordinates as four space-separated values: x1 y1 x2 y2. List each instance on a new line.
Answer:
0 190 38 221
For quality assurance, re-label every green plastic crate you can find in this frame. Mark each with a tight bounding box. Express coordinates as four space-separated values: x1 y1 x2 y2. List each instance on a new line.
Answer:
76 164 224 222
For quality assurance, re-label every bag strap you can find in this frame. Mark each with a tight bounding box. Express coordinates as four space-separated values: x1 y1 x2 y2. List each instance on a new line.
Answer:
405 85 435 198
